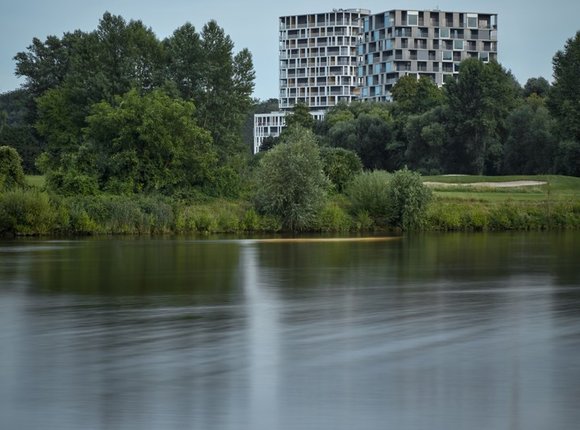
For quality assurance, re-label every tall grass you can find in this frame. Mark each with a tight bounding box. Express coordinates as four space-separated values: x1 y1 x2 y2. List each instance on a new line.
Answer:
0 189 58 235
425 198 580 231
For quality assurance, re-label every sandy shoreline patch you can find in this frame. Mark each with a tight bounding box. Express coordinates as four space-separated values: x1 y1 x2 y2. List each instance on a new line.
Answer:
424 180 547 188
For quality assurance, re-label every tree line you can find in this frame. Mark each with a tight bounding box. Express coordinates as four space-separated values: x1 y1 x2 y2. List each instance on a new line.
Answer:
1 12 255 196
262 31 580 178
0 16 579 232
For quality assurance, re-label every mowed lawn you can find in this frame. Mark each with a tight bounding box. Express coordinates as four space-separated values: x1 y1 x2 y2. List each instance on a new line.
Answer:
422 175 580 202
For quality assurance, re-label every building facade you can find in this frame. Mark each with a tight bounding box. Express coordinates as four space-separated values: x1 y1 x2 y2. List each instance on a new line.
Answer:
358 10 498 101
279 8 371 110
253 8 369 153
253 8 498 152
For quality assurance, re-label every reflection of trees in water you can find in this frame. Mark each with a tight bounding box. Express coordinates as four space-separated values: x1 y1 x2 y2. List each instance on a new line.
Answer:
254 233 579 289
30 238 241 299
252 232 580 324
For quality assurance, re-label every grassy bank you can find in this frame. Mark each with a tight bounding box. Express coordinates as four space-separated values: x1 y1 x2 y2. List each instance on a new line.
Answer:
1 175 579 236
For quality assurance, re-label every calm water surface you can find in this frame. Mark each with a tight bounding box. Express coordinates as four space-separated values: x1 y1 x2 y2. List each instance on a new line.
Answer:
1 233 579 430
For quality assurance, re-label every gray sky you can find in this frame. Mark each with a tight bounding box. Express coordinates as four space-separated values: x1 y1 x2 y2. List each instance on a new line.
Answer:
1 0 579 100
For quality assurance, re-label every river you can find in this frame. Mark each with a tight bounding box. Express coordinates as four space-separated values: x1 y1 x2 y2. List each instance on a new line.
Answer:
1 232 579 430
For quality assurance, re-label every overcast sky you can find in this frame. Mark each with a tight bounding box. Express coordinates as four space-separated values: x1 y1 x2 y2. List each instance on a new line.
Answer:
1 0 579 99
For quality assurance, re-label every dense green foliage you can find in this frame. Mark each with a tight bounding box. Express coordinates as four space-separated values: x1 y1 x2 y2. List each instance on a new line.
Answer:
1 173 579 236
0 146 26 191
82 89 215 195
0 90 43 172
13 12 254 196
2 20 579 237
344 169 432 230
253 127 330 231
310 38 580 177
345 170 392 225
386 168 432 230
547 31 580 176
319 147 362 192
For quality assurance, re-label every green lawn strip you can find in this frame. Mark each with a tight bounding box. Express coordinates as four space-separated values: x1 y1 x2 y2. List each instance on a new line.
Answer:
423 175 580 203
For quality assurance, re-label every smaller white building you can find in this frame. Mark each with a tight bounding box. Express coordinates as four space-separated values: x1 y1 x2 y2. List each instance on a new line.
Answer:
253 112 286 154
253 111 326 154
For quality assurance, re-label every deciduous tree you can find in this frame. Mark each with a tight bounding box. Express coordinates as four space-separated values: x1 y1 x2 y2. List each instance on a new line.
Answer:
254 127 329 231
548 31 580 144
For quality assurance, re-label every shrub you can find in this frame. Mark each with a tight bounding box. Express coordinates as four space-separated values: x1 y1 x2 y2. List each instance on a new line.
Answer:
386 168 432 230
315 201 352 232
353 210 374 231
0 189 57 235
345 170 391 225
425 202 463 231
241 208 260 232
0 146 26 191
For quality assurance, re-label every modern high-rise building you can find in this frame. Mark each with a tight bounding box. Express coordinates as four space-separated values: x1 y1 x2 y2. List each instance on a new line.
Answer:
253 8 498 153
358 10 498 101
254 8 369 154
278 8 371 110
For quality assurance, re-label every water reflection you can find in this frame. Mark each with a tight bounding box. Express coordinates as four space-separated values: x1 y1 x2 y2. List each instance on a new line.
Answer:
0 233 579 429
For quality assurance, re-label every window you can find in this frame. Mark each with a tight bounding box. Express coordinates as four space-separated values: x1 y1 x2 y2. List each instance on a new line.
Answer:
443 51 452 61
358 66 364 77
374 63 382 74
408 11 418 26
467 14 477 28
439 27 450 38
453 40 464 50
386 62 393 73
364 17 369 32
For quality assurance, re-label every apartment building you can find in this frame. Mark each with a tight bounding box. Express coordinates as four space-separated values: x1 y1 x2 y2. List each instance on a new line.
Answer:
279 8 371 110
253 8 498 153
254 8 369 153
358 10 498 101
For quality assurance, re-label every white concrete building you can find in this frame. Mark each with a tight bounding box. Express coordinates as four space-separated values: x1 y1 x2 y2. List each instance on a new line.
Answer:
253 110 325 154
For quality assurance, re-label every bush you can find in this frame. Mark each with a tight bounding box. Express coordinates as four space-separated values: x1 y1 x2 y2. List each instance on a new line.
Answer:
241 208 260 232
386 168 432 230
0 146 26 191
314 201 352 232
0 189 57 235
345 170 391 225
425 202 463 231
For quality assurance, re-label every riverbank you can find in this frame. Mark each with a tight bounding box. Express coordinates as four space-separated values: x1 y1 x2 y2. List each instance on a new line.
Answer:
1 191 578 237
0 174 578 237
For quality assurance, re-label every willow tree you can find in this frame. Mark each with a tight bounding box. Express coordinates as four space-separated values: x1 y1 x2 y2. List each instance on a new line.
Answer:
254 127 330 231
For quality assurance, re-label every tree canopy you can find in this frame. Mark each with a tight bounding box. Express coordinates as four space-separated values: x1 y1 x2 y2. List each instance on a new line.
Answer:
254 126 330 231
13 12 255 196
